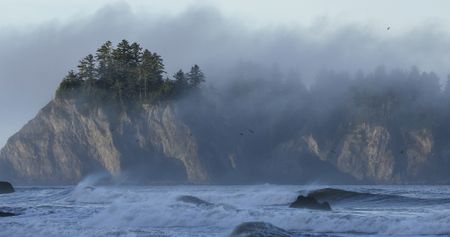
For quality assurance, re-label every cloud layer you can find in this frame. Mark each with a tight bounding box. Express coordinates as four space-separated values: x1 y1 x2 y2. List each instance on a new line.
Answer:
1 2 450 146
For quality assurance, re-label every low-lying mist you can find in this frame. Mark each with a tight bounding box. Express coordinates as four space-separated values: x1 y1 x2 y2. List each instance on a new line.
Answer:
167 64 450 183
1 2 450 148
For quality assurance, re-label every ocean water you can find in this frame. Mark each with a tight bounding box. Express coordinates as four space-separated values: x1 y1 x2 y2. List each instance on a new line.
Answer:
1 180 450 237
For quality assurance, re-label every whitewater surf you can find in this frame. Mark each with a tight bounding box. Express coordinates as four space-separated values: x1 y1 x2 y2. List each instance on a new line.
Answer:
1 184 450 236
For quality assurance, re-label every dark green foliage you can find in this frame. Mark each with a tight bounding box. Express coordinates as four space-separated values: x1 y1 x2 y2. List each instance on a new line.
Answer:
173 69 189 93
187 65 205 88
57 40 205 102
139 49 165 98
78 54 96 81
96 41 114 85
57 70 82 95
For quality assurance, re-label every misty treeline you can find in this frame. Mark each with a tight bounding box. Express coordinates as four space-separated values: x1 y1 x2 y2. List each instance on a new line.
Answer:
171 64 450 182
203 64 449 127
212 65 450 129
57 40 205 101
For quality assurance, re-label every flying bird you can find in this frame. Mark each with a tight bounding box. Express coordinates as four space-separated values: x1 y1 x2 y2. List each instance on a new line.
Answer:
239 132 244 136
248 129 255 134
387 26 391 30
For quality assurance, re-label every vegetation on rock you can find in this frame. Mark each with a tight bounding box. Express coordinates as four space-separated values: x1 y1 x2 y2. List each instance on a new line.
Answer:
57 40 205 102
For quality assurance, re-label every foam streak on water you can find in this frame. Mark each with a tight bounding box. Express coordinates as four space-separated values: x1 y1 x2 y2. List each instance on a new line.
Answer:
1 184 450 237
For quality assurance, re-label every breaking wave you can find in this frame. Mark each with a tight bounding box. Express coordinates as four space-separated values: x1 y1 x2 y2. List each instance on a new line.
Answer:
305 187 450 207
0 184 450 236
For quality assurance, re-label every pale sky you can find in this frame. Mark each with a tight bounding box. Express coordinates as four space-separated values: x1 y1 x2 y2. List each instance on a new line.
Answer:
1 0 450 147
1 0 450 34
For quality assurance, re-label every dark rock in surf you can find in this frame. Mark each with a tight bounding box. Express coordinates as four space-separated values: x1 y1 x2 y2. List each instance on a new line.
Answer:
306 188 422 205
308 188 359 201
289 195 331 211
307 188 376 202
0 211 17 217
0 207 20 217
0 181 14 194
0 206 25 217
229 222 293 237
177 195 213 207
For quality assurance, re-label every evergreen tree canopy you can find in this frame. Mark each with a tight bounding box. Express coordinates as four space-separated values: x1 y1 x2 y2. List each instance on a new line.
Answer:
57 40 205 101
173 69 189 93
77 54 96 81
187 65 205 88
96 41 113 82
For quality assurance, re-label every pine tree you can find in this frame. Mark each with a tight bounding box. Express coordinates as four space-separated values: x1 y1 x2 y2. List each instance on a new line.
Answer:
57 70 82 96
173 69 188 93
77 54 96 81
140 49 165 97
112 40 133 81
96 41 113 83
187 64 205 88
57 39 204 101
111 40 138 99
130 42 143 68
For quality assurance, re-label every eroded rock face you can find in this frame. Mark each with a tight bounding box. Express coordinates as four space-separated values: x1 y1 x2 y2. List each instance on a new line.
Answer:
307 123 436 183
141 104 208 182
404 129 433 178
0 96 442 185
336 122 395 182
0 99 207 184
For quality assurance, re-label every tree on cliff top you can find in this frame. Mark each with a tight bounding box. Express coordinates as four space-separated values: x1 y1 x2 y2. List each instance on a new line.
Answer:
57 40 205 102
187 65 205 88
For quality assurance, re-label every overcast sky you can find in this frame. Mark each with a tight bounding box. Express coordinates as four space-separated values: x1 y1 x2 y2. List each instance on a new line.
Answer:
1 0 450 147
2 0 450 32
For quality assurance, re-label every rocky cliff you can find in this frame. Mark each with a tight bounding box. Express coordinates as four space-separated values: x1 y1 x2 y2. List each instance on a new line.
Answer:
0 98 209 184
0 96 446 185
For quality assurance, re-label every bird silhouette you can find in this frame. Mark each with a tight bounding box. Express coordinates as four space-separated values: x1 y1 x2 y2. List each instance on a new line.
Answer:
387 26 391 30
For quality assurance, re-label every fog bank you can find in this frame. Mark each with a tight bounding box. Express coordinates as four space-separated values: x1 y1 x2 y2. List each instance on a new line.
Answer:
1 2 450 146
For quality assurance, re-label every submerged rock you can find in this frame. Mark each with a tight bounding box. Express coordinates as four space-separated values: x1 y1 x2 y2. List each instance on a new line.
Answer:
0 181 14 194
0 211 17 217
289 195 331 211
229 222 293 237
176 195 213 207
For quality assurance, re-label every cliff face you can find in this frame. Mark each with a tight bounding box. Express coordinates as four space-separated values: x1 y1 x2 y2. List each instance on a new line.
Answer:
279 123 436 184
335 125 435 183
0 99 207 184
0 97 444 185
336 123 396 182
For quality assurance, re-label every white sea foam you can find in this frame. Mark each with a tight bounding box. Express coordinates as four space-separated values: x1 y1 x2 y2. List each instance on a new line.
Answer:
0 184 450 237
